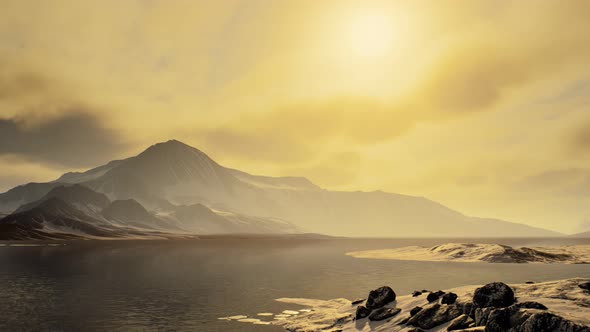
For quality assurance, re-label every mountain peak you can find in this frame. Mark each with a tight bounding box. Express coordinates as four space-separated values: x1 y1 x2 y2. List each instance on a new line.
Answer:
146 139 198 152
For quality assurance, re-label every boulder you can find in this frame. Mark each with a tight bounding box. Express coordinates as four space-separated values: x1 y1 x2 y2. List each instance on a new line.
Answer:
518 312 590 332
484 305 524 331
515 301 547 310
427 290 445 302
410 306 423 316
474 307 493 326
458 301 474 317
355 305 371 320
442 292 458 305
366 286 396 309
447 314 474 331
351 298 365 305
412 291 422 297
579 282 590 291
368 307 401 321
485 307 590 332
406 303 463 329
473 282 515 308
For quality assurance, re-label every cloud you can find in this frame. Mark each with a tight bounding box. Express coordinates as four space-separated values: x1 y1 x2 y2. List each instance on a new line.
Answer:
0 111 128 168
0 155 63 193
194 98 416 164
0 70 49 100
516 168 590 196
570 122 590 155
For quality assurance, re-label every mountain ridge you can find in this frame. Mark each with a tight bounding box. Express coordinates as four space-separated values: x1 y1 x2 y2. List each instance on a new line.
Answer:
0 179 300 239
0 139 562 238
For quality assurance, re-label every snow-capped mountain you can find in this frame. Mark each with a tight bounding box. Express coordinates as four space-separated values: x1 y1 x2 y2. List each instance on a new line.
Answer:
0 139 561 238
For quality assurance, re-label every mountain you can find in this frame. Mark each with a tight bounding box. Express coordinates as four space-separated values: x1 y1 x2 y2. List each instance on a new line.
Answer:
0 139 561 238
0 182 300 239
167 203 300 234
0 197 120 240
15 184 110 216
101 199 176 230
0 182 64 213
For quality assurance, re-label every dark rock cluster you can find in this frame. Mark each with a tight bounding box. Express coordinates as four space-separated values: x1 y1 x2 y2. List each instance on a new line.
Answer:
441 292 458 305
366 286 396 309
352 281 590 332
427 290 446 302
402 282 590 332
354 286 399 321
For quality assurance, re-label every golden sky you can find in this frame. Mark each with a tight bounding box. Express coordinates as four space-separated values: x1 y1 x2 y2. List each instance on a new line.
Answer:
1 0 590 233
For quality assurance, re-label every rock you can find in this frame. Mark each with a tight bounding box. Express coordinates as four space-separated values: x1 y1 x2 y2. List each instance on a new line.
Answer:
351 298 365 305
484 307 590 332
399 316 410 325
421 289 429 293
366 286 396 309
355 305 371 320
406 303 463 329
515 301 547 310
404 329 425 332
458 301 474 316
442 292 458 305
525 281 535 284
427 290 445 302
484 305 523 331
447 314 474 331
473 282 515 308
412 291 422 297
368 307 401 321
474 307 493 326
518 312 590 332
410 306 422 316
579 282 590 291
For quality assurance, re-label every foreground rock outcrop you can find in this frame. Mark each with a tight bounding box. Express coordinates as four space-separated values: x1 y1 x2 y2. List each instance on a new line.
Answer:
249 278 590 332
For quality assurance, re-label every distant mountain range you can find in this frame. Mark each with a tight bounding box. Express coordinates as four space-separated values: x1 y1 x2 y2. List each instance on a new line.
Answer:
572 231 590 238
0 139 562 239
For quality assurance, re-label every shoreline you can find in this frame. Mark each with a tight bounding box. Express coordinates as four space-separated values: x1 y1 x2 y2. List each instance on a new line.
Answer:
347 243 590 264
223 278 590 331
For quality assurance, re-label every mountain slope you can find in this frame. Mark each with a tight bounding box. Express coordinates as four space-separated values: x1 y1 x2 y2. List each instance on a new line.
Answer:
0 181 301 239
166 203 301 234
572 231 590 238
101 199 176 230
0 197 119 239
15 184 111 216
0 182 64 213
0 139 562 237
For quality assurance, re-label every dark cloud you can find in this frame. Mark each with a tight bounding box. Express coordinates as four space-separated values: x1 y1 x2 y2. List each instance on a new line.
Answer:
0 111 127 168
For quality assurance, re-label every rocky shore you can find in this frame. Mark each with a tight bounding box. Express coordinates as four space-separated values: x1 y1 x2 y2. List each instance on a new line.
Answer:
262 278 590 331
347 243 590 264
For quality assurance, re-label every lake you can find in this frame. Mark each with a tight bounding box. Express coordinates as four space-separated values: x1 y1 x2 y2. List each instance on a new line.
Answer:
1 237 589 331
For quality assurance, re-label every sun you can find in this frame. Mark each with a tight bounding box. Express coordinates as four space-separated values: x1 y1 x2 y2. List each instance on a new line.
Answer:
347 12 396 59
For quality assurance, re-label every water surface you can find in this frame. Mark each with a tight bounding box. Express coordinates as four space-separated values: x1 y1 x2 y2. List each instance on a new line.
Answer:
0 237 589 331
